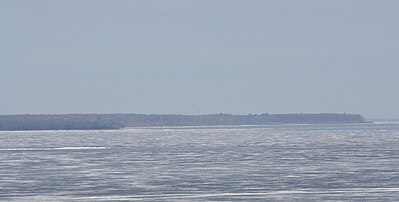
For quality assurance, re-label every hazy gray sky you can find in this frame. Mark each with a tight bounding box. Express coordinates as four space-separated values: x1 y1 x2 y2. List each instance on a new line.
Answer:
1 0 398 118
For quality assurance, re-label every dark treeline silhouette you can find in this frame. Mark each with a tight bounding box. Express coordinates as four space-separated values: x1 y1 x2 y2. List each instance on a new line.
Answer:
0 113 366 131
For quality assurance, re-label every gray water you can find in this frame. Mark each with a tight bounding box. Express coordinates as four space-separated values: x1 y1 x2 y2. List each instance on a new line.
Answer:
0 123 399 201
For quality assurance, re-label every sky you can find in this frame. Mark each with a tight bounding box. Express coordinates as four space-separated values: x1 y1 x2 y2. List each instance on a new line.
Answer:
1 0 398 119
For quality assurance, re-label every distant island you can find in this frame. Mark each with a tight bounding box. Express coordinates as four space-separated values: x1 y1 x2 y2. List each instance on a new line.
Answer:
0 113 367 131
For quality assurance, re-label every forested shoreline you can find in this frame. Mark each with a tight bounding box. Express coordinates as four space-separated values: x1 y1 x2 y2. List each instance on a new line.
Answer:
0 113 367 131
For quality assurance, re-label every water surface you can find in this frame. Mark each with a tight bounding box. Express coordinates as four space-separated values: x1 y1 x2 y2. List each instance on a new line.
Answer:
0 124 398 201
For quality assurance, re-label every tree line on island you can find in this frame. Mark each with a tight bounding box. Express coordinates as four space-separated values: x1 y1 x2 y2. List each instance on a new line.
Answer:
0 113 367 131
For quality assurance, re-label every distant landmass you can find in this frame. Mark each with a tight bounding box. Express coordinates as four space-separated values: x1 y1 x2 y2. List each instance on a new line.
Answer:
0 113 367 131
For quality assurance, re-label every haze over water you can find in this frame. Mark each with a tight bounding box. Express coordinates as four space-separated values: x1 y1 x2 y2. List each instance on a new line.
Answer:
1 123 398 201
1 0 399 119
